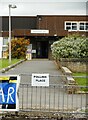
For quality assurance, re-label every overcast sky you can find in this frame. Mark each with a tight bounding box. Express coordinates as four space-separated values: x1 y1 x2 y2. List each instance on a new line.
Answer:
0 0 87 16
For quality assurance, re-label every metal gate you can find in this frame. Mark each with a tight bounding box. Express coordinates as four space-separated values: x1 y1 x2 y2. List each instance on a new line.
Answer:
19 73 87 114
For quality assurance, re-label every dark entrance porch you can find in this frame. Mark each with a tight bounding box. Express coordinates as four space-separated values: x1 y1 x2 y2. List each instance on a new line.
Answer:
29 36 58 59
36 41 48 58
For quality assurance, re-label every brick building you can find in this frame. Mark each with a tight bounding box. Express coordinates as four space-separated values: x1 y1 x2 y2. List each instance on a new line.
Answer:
0 15 87 59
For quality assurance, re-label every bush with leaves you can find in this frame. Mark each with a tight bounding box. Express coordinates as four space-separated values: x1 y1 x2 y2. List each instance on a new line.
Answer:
7 38 30 59
51 34 88 59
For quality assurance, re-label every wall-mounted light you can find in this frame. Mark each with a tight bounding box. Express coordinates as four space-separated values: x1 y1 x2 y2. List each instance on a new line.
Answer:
54 34 57 36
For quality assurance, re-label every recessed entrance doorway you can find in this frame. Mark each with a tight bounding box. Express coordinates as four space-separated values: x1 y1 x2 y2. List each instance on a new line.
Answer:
36 41 48 58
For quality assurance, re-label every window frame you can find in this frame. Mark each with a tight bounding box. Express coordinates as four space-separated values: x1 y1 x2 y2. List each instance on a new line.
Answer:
65 21 78 31
65 21 88 32
3 37 8 45
79 21 88 31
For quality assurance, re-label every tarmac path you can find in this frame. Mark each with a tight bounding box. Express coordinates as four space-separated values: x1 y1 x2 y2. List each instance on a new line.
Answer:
1 59 63 84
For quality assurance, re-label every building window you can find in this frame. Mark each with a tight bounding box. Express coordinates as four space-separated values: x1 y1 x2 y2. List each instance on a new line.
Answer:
65 21 88 31
65 22 78 31
72 23 77 30
2 37 8 58
79 22 88 31
85 23 88 30
3 37 8 45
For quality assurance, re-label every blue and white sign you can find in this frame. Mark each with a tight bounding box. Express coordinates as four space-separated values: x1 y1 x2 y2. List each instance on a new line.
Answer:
0 83 16 104
0 75 20 111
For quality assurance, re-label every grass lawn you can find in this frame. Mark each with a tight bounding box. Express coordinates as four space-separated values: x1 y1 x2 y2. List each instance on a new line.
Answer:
73 72 88 91
0 58 22 69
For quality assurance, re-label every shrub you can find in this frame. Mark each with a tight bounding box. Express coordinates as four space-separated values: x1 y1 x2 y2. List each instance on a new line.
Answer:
51 34 88 59
7 38 30 59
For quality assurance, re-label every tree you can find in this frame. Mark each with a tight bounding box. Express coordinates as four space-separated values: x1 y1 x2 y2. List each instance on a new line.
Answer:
7 38 30 59
51 34 88 59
